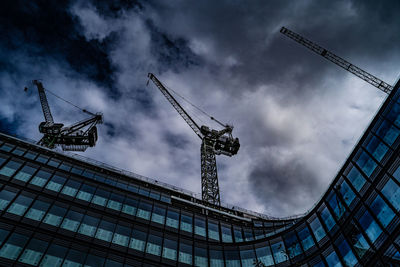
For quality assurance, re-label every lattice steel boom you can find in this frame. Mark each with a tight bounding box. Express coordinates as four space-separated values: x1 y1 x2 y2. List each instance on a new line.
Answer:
280 27 393 94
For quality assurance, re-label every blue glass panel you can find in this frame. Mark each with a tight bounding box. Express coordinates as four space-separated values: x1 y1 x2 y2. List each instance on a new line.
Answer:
63 249 86 266
325 250 342 267
271 241 287 264
385 101 400 127
194 247 208 267
78 215 100 237
208 221 220 241
180 214 193 233
178 242 192 265
370 194 395 227
337 239 358 266
194 217 206 237
151 205 165 225
284 232 302 258
338 181 356 208
310 217 326 242
376 119 400 146
393 164 400 182
45 175 66 192
30 170 52 187
240 249 256 267
381 178 400 210
244 228 254 241
320 207 336 232
209 250 224 267
0 233 29 260
18 238 48 265
327 192 346 219
25 200 51 221
234 227 243 242
14 165 37 182
255 245 274 266
225 250 240 267
112 225 130 247
0 160 22 177
85 254 105 267
365 136 389 162
146 234 162 256
359 210 382 243
60 210 84 232
130 229 146 252
40 244 67 267
0 189 17 210
7 194 33 216
350 227 370 258
346 165 366 191
355 151 377 178
166 210 179 229
221 225 233 243
95 220 116 242
297 226 315 251
42 205 67 227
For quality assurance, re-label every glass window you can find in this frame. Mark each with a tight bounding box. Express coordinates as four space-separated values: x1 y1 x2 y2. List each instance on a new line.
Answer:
40 244 67 267
82 170 95 179
151 205 165 225
45 174 66 192
71 166 83 175
24 151 37 160
137 201 152 220
255 246 274 266
149 190 160 200
310 217 326 242
320 207 336 232
194 246 208 267
104 259 123 267
107 193 124 211
376 119 400 146
42 204 67 227
244 228 254 241
271 241 287 264
0 155 7 167
47 159 61 168
0 143 14 152
18 238 48 265
221 224 233 243
325 250 342 267
0 189 17 210
381 178 400 210
60 210 84 232
234 227 243 242
84 254 105 267
255 229 264 240
338 180 356 208
130 229 147 252
346 165 366 192
122 197 138 216
327 192 346 219
76 184 96 202
91 188 110 207
0 232 29 260
337 239 358 267
112 225 130 247
0 229 9 246
78 215 100 237
355 150 377 178
209 249 224 267
370 194 395 227
63 249 86 267
208 221 220 241
12 148 26 156
138 187 149 197
180 214 193 233
0 160 22 177
36 155 49 164
359 209 382 243
225 250 240 267
61 179 81 198
349 223 370 258
284 232 302 259
25 200 51 221
127 184 138 194
30 169 52 187
59 162 72 172
194 217 206 237
94 174 106 183
146 234 162 256
95 219 116 242
298 226 315 251
14 165 37 182
240 248 256 267
179 242 192 265
7 194 33 216
166 209 179 229
365 136 389 162
162 238 177 261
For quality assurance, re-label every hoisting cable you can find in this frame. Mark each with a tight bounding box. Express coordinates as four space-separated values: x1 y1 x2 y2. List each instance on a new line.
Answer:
164 84 228 128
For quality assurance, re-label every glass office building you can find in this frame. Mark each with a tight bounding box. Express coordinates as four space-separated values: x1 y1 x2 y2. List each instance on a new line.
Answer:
0 79 400 266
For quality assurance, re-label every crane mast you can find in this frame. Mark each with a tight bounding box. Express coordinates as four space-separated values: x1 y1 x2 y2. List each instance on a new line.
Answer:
280 27 393 94
147 73 240 206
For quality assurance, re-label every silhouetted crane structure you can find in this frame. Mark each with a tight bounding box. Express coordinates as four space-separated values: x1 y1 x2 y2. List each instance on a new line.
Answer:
147 73 240 206
280 27 393 94
26 80 103 152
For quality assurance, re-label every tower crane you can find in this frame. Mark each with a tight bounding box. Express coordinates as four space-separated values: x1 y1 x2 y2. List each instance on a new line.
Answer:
280 27 393 94
147 73 240 206
25 80 103 152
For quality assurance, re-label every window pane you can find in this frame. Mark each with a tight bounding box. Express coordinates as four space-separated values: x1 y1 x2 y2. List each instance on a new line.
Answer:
365 136 389 162
162 238 177 261
376 119 400 146
12 147 26 156
122 197 138 216
325 250 342 267
359 210 382 243
370 194 395 227
298 226 315 251
45 175 66 192
78 215 100 237
76 184 95 202
327 193 346 219
7 194 33 216
381 178 400 210
180 214 193 233
310 217 326 242
146 234 162 256
221 225 233 243
255 246 274 266
112 225 130 247
95 220 115 242
284 232 302 258
61 180 81 197
320 207 336 232
14 165 37 182
84 254 105 267
137 201 152 220
0 143 14 152
0 233 29 260
25 200 51 221
194 217 206 237
355 151 377 178
0 189 17 211
240 249 256 267
208 221 220 241
107 193 124 211
244 228 254 241
151 205 165 225
234 227 243 242
338 180 356 208
0 229 10 246
91 188 110 207
166 209 179 229
271 241 287 264
30 170 52 187
225 250 240 267
0 160 22 177
60 210 84 232
18 238 48 265
63 249 86 267
179 242 192 264
130 229 147 252
194 247 208 267
40 244 67 267
209 249 224 267
42 205 67 227
337 239 358 267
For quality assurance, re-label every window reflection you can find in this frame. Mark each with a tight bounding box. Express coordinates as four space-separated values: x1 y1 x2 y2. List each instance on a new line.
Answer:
310 217 326 242
194 217 206 237
297 225 314 251
370 194 395 227
180 214 193 233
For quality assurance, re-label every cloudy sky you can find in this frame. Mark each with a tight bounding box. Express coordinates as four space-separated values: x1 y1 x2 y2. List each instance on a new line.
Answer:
1 0 399 217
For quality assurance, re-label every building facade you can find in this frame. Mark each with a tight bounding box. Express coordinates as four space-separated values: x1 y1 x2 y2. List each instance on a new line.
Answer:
0 79 399 266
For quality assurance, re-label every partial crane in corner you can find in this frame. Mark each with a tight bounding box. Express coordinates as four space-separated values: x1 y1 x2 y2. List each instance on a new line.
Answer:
25 80 103 152
147 73 240 206
280 27 393 94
